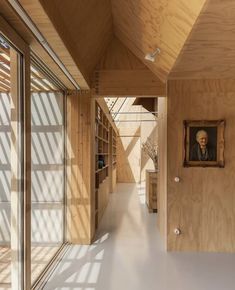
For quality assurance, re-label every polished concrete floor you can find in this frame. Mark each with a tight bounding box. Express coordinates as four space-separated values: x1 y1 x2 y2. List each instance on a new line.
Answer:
43 183 235 290
0 245 60 289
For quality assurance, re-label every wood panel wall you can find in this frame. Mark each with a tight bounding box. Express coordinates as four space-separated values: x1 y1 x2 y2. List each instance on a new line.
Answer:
116 105 141 183
157 98 167 248
116 103 158 183
167 79 235 252
66 91 94 244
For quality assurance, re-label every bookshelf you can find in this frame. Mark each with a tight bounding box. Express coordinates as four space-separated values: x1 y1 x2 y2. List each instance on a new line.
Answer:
95 102 109 188
112 130 117 168
95 101 110 228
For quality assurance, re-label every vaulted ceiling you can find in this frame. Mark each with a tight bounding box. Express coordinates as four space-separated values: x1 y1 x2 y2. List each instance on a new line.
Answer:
5 0 235 89
16 0 207 88
110 0 206 82
170 0 235 79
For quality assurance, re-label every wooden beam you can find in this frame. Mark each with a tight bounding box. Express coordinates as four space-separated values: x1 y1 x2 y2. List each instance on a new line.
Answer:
92 70 166 96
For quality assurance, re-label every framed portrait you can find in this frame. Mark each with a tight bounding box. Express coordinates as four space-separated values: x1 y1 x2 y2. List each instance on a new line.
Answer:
183 120 225 167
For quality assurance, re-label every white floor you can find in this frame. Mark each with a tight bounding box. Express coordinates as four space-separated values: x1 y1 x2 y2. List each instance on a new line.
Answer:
43 183 235 290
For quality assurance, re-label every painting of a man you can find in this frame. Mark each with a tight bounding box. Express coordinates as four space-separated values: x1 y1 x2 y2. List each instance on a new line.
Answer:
190 130 216 161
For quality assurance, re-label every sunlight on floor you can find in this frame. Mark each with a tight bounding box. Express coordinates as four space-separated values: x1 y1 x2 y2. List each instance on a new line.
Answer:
137 182 146 205
42 183 235 290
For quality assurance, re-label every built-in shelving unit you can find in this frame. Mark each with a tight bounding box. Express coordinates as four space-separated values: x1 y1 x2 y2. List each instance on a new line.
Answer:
108 127 117 195
95 102 109 189
95 101 111 229
112 130 117 167
94 101 118 229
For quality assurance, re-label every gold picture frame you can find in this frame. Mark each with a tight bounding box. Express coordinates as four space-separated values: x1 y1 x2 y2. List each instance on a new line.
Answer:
183 120 225 167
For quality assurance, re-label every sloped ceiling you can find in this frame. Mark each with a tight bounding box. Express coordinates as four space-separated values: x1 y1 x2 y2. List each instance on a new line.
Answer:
110 0 206 82
93 37 166 96
15 0 208 88
169 0 235 79
33 0 113 86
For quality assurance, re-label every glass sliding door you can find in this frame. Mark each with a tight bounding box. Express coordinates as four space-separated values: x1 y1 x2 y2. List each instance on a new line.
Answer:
30 63 65 285
0 35 24 290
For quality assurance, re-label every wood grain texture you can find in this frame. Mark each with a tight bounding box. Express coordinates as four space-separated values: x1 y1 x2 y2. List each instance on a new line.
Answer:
0 1 78 89
93 37 166 96
97 37 146 71
66 91 93 244
95 98 118 133
36 0 113 85
19 0 89 88
167 79 235 252
117 136 141 183
157 97 167 248
146 170 158 212
117 105 142 183
111 0 206 82
170 0 235 79
93 70 166 97
108 128 117 193
140 106 157 182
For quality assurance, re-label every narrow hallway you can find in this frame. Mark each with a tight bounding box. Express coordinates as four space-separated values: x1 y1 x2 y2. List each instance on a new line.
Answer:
43 184 235 290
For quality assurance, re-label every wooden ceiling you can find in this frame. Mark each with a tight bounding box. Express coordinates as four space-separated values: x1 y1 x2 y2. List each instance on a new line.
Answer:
169 0 235 80
4 0 235 88
16 0 206 88
111 0 206 82
0 0 83 89
35 0 113 86
93 37 166 97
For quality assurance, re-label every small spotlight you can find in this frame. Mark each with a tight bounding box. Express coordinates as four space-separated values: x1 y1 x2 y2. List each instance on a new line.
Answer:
145 48 161 62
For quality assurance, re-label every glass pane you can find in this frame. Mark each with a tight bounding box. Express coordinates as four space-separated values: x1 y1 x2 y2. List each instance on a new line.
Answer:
0 35 23 290
30 64 64 285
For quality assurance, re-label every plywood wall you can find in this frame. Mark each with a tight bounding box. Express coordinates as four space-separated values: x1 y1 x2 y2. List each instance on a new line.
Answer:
66 91 94 244
167 79 235 252
157 98 167 248
140 108 157 182
117 105 141 183
117 135 141 183
117 103 158 183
